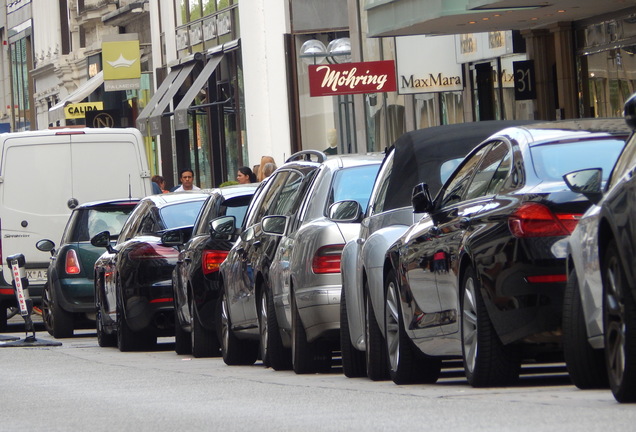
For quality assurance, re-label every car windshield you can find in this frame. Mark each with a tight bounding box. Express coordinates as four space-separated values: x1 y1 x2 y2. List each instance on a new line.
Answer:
160 200 206 229
330 164 380 210
72 206 135 242
530 138 625 182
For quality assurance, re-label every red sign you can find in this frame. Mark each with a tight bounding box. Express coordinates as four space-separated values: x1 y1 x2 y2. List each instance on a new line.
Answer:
308 60 397 97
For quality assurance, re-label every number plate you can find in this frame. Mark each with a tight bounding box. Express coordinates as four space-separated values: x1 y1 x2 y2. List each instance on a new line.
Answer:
26 269 48 284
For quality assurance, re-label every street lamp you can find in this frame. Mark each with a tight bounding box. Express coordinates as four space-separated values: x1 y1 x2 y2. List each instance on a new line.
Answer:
299 37 351 65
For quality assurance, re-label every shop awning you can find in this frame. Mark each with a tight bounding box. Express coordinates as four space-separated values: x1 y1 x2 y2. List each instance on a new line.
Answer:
136 63 195 136
173 54 223 130
48 71 104 124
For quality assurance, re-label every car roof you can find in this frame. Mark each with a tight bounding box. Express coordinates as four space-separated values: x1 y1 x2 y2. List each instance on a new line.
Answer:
74 198 141 209
141 191 211 207
386 120 536 211
493 118 631 147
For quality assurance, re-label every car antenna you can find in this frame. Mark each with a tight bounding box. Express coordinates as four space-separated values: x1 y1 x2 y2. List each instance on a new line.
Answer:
128 174 132 200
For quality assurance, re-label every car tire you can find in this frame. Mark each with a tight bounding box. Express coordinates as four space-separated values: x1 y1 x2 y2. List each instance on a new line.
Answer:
174 304 192 355
116 281 156 352
563 267 608 389
385 270 441 385
42 282 74 338
95 283 116 348
461 266 520 387
340 285 366 378
291 292 331 374
258 284 292 370
603 239 636 402
365 286 389 381
217 287 258 365
191 293 220 358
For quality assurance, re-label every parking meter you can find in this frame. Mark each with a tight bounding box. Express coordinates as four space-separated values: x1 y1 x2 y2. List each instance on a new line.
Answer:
6 253 36 341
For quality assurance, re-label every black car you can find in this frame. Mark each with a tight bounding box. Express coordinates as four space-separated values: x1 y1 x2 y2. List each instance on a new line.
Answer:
92 192 209 351
165 184 258 357
35 199 139 338
383 119 629 387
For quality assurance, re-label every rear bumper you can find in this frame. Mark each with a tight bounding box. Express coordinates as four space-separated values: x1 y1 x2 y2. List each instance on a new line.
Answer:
296 285 341 342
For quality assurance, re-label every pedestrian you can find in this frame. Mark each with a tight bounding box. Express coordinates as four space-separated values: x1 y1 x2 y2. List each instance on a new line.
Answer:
257 156 277 181
151 175 169 194
260 162 277 180
236 166 257 184
173 168 201 191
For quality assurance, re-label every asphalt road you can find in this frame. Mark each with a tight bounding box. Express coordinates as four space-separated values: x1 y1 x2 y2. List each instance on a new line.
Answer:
1 316 634 432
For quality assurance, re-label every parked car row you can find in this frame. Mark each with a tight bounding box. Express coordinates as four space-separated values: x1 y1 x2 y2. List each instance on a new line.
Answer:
29 108 636 404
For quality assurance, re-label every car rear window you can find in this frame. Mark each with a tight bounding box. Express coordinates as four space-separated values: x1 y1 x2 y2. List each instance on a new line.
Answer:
68 205 136 242
160 200 206 229
530 138 625 182
330 164 380 210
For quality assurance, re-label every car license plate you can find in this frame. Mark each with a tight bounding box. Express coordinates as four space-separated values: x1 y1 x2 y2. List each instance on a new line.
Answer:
26 269 48 284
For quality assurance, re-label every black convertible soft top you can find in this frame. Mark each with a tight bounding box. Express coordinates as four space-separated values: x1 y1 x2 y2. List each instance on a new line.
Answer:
384 120 534 211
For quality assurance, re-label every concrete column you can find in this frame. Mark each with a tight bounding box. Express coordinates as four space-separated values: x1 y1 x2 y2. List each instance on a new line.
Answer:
551 22 578 119
521 29 555 120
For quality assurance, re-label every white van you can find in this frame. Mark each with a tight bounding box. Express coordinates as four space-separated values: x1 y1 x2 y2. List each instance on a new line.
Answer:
0 127 152 328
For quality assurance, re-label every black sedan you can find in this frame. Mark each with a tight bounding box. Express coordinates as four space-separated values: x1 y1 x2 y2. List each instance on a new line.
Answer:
92 192 209 351
383 119 629 387
165 184 258 357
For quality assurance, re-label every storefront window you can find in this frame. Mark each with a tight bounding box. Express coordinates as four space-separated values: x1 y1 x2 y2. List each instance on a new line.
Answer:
585 48 636 118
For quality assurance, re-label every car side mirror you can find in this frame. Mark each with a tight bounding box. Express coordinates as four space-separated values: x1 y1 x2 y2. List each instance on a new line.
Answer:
210 215 237 239
563 168 603 205
36 239 56 256
412 183 434 213
90 230 115 253
328 200 362 223
261 215 287 236
161 229 185 247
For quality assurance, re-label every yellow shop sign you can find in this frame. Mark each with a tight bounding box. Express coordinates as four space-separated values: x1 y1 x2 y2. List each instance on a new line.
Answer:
64 102 104 119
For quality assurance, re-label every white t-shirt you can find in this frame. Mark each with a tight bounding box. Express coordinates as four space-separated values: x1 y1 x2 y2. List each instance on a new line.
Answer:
173 185 201 192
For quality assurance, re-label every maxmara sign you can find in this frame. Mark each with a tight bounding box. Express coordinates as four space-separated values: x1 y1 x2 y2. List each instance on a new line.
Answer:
308 60 397 97
396 35 463 94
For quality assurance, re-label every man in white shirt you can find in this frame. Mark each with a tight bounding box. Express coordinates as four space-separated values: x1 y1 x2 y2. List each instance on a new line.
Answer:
173 169 201 191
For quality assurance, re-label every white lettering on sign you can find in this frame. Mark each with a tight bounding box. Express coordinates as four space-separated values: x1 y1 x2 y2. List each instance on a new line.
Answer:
316 65 389 92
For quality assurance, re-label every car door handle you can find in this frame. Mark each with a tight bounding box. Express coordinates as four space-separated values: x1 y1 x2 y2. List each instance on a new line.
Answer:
459 217 471 229
253 240 262 250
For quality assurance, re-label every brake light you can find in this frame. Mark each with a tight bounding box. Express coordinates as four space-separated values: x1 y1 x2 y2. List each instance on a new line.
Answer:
65 249 81 274
527 274 567 283
202 250 229 275
508 203 581 238
312 244 345 274
128 243 179 260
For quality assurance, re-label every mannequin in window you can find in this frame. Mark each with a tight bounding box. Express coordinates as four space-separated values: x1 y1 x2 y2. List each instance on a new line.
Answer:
324 128 338 155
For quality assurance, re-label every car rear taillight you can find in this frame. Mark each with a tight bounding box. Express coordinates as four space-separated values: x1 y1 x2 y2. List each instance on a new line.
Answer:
312 244 345 274
128 243 179 260
65 249 81 274
202 250 229 275
508 203 581 238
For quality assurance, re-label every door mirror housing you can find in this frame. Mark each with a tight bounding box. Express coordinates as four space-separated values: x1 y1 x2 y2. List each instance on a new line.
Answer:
90 231 115 253
210 215 237 239
160 226 193 247
328 200 362 223
36 239 56 256
563 168 603 204
412 183 434 213
261 215 287 236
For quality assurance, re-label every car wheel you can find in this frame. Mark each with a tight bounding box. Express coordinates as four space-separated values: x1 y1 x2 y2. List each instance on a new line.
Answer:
96 308 116 347
258 284 292 370
191 293 220 358
216 287 258 365
340 285 366 378
461 266 520 387
116 280 156 352
385 270 441 385
42 282 74 338
365 285 389 381
603 240 636 402
563 267 608 389
291 292 331 374
174 303 192 355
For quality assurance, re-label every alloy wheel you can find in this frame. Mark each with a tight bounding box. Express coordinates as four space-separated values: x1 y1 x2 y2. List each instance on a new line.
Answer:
604 251 627 389
259 293 269 363
462 276 478 375
221 292 230 354
385 280 400 372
